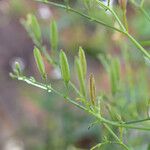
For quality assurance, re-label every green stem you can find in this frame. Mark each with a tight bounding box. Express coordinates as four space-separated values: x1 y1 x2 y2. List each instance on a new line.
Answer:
34 0 124 33
103 124 130 150
15 75 150 131
35 0 150 60
123 9 128 31
69 81 82 97
125 32 150 59
91 141 130 150
125 117 150 124
95 0 126 32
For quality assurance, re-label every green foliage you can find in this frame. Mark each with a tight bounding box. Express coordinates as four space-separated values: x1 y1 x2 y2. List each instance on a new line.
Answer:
10 0 150 149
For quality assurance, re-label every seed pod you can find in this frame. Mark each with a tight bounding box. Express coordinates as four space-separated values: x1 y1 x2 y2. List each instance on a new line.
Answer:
89 74 96 105
75 58 86 97
118 0 127 10
27 14 41 42
79 47 87 78
34 47 46 79
59 50 70 85
50 20 58 51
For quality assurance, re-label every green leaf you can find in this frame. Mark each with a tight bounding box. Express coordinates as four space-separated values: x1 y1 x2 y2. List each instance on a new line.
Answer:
59 50 70 85
34 47 46 79
50 20 58 51
79 47 87 78
75 57 86 97
27 14 42 43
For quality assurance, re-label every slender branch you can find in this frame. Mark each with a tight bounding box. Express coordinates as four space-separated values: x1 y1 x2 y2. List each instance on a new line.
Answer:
34 0 124 33
95 0 126 32
35 0 150 60
103 124 129 150
90 141 129 150
125 117 150 124
140 7 150 23
13 75 150 131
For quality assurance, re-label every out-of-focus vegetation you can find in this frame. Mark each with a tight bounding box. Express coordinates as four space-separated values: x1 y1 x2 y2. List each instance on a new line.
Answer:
0 0 150 150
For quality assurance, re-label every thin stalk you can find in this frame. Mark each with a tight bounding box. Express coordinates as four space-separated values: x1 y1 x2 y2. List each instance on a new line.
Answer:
35 0 150 60
125 32 150 59
125 117 150 124
69 81 82 97
14 75 150 131
91 141 130 150
34 0 124 33
95 0 126 32
103 124 130 150
123 9 128 31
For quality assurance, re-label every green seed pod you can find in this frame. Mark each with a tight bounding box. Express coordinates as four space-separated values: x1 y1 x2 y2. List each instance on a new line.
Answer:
75 57 86 97
79 47 87 78
34 47 46 79
50 20 58 51
89 74 96 105
27 14 41 42
59 50 70 85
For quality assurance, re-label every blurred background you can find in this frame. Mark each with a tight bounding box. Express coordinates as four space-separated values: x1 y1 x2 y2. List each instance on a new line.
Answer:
0 0 150 150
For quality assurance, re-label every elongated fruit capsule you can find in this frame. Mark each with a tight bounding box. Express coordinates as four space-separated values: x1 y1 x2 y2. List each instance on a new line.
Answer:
79 47 87 78
27 14 41 42
89 74 96 105
34 47 46 79
59 50 70 86
50 20 58 51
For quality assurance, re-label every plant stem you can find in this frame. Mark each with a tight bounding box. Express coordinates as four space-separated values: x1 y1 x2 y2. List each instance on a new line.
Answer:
125 117 150 124
15 75 150 131
35 0 150 60
103 124 130 150
34 0 124 33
